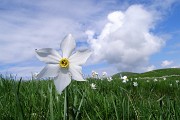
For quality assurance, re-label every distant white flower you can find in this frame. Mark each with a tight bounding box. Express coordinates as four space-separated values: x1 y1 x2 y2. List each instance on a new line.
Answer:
133 82 138 86
154 78 158 82
147 80 149 82
102 72 107 78
107 77 113 81
176 80 179 83
163 77 166 80
135 78 138 80
170 84 172 87
122 76 127 80
92 71 99 79
35 34 91 94
122 76 128 83
90 83 96 89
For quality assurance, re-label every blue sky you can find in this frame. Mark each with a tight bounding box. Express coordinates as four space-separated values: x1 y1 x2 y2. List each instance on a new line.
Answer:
0 0 179 78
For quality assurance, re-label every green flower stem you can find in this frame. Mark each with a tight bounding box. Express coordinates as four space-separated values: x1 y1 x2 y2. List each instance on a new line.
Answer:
64 87 69 120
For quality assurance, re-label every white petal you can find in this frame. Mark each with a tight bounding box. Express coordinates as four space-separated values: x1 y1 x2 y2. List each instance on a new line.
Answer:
35 48 61 64
37 64 60 79
69 50 91 66
60 34 76 58
69 64 86 81
54 69 71 94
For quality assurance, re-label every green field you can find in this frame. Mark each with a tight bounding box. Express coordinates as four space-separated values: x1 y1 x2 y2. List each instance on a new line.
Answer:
0 68 180 120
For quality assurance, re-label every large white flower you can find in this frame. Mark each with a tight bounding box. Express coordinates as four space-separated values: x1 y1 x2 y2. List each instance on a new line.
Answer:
35 34 91 94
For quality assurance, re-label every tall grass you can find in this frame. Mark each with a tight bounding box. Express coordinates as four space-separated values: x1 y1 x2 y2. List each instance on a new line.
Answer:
0 73 180 119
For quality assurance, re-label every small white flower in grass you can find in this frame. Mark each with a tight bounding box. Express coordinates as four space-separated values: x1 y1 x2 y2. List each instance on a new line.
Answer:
92 71 99 79
154 78 158 82
102 72 107 78
90 83 96 89
122 76 127 80
122 76 128 83
133 82 138 87
147 80 149 82
35 34 91 94
176 80 179 83
170 84 172 87
91 71 95 77
107 77 113 81
163 77 166 80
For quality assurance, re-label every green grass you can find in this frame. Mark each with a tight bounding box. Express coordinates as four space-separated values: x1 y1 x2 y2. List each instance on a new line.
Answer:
0 68 180 120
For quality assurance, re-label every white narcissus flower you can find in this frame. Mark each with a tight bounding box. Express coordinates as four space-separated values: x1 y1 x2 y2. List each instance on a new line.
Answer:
35 34 91 94
122 80 127 83
90 83 96 89
102 72 107 78
107 77 113 82
122 76 128 83
122 76 128 80
133 82 138 87
92 71 99 79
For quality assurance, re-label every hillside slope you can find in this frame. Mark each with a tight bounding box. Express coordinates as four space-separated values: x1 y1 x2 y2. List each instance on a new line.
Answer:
113 68 180 78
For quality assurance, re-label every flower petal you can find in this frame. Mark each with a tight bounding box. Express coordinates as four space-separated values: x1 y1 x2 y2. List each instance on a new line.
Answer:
69 50 91 66
54 69 71 94
35 48 61 64
37 64 60 79
69 64 86 81
60 34 76 58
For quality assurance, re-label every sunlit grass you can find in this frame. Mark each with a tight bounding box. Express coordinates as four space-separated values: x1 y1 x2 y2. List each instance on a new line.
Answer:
0 68 180 119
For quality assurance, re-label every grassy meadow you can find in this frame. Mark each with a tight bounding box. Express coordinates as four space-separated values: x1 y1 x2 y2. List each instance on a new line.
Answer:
0 68 180 120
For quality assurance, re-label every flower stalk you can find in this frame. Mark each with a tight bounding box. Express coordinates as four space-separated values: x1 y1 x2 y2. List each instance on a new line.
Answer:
64 87 69 120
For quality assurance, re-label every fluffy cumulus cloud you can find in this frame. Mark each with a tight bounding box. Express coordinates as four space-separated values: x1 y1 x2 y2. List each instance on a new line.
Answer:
87 5 164 71
161 60 173 67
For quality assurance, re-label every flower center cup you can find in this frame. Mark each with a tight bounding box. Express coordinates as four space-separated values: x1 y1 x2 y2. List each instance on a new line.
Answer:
59 58 69 68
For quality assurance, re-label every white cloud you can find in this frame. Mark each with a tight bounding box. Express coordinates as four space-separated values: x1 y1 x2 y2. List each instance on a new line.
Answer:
0 0 112 65
1 0 123 77
0 0 178 76
88 5 164 72
161 60 173 67
0 17 85 64
150 0 178 11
